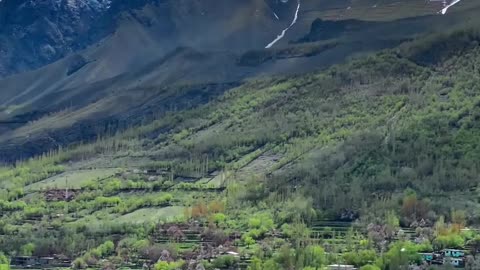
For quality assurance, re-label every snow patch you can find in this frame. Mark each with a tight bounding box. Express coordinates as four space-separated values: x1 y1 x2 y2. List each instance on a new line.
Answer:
265 0 301 49
440 0 462 14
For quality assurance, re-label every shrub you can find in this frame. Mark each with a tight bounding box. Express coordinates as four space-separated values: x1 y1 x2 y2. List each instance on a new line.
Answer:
434 234 465 249
212 255 238 269
0 252 9 270
72 258 87 269
343 250 377 267
360 265 381 270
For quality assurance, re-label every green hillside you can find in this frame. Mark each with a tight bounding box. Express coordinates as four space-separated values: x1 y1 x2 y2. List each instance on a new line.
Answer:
1 26 480 269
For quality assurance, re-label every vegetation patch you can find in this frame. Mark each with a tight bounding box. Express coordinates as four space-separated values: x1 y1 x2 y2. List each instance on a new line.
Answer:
115 206 185 224
25 168 121 191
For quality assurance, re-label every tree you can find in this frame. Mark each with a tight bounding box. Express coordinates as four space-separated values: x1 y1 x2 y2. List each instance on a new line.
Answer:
467 236 480 258
384 242 422 269
451 209 467 229
72 258 87 269
343 250 376 267
20 243 35 256
208 200 225 213
0 253 9 270
243 236 255 248
247 257 263 270
98 241 115 256
360 265 381 270
401 193 429 225
434 234 464 249
154 260 184 270
263 259 279 270
212 255 238 269
304 245 326 269
191 202 208 219
213 213 226 226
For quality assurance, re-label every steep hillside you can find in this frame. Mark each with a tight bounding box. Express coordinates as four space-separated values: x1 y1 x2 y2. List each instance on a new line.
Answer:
0 0 478 163
0 0 285 77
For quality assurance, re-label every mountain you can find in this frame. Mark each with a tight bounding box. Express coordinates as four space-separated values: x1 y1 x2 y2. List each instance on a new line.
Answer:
0 0 113 76
0 0 477 161
0 0 461 78
1 24 480 269
2 0 480 269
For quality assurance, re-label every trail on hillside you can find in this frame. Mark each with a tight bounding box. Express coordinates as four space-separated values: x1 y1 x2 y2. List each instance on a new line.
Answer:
265 0 301 49
440 0 462 14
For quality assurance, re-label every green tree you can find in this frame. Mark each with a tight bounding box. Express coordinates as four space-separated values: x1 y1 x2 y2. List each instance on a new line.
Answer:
343 250 376 267
360 265 381 270
304 245 326 269
263 258 279 270
247 257 263 270
243 236 255 247
20 243 35 256
213 213 226 226
72 258 87 269
0 253 9 270
384 242 422 269
154 260 184 270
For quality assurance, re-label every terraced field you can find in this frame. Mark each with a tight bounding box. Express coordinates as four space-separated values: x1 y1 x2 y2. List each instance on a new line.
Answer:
115 206 185 224
25 168 121 191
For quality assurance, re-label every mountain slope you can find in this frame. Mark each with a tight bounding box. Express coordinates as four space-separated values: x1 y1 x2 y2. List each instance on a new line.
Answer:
0 0 478 162
1 27 480 268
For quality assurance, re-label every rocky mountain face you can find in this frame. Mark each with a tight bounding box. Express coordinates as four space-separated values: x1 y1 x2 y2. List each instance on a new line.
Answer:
0 0 161 76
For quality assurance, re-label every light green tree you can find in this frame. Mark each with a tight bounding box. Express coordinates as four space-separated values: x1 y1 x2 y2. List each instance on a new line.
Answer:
0 253 9 270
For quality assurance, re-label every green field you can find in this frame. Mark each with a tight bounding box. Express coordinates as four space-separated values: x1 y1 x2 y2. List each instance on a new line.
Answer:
115 206 185 224
25 168 121 191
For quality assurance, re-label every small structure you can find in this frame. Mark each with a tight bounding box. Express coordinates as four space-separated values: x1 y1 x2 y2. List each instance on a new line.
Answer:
420 253 434 262
226 251 240 257
38 257 56 266
11 256 36 266
443 249 465 258
11 255 71 267
443 257 464 268
45 189 77 201
328 265 357 270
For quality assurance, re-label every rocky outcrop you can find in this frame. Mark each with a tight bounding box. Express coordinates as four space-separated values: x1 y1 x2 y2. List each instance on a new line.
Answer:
0 0 161 77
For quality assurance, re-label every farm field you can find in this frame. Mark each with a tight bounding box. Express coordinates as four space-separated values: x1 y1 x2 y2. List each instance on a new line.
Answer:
25 168 121 191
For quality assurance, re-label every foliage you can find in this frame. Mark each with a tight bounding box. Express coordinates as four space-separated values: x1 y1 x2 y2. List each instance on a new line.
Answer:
360 265 381 270
343 250 377 267
0 253 9 270
382 241 423 269
154 260 184 270
211 255 238 269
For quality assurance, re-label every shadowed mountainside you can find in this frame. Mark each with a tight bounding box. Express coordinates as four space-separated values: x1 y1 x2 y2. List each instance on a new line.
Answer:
0 0 477 161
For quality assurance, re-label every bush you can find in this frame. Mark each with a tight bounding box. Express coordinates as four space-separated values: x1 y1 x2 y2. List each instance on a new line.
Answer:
72 258 87 269
434 234 465 249
212 255 238 269
97 241 115 256
360 265 381 270
343 250 377 267
154 260 184 270
0 253 9 270
20 243 35 256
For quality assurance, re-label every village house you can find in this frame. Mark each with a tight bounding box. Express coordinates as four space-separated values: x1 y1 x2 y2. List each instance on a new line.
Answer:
443 249 465 258
328 265 357 270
